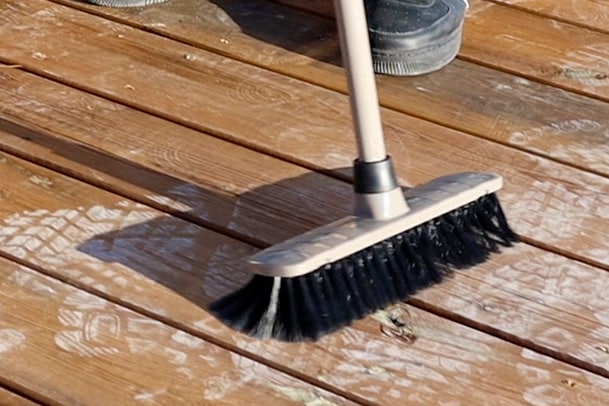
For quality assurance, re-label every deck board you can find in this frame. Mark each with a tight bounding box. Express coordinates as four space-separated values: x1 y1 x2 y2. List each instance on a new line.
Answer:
51 0 609 175
0 388 39 406
3 64 609 380
276 0 609 99
489 0 609 33
1 0 609 404
2 1 608 267
2 148 608 404
0 68 351 245
3 63 609 394
274 0 609 101
463 1 609 98
0 256 356 406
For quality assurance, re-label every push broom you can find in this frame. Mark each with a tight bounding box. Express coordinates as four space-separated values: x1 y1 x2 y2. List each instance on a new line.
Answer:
210 0 518 341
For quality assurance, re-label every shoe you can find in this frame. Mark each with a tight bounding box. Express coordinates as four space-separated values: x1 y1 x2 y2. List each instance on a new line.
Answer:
365 0 468 76
84 0 167 6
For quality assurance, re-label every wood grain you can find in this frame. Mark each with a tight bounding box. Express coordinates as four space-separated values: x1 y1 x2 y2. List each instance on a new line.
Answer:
1 147 609 403
2 1 609 403
275 0 609 100
462 0 609 100
0 388 39 406
0 257 356 406
3 61 609 383
2 0 609 373
1 2 608 268
0 69 351 246
489 0 609 33
50 0 609 176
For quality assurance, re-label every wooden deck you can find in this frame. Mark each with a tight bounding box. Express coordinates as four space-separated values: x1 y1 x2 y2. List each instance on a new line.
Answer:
1 0 609 404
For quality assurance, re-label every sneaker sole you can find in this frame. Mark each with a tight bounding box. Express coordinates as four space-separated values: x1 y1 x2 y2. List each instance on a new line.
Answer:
371 21 463 76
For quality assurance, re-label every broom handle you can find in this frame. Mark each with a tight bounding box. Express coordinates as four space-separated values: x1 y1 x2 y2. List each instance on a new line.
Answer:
334 0 387 163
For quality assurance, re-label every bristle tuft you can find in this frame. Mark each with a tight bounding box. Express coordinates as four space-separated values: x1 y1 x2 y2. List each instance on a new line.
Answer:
209 193 518 342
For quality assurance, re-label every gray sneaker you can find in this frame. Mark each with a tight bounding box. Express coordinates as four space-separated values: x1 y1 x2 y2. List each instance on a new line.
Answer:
365 0 468 76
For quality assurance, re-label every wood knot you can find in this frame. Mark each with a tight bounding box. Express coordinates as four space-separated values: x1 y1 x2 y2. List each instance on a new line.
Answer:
372 303 418 344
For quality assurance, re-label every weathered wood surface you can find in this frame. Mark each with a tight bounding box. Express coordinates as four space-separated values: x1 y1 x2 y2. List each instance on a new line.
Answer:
277 0 609 101
276 0 609 97
0 257 356 406
463 0 609 97
489 0 609 32
1 1 608 269
2 0 609 404
0 388 39 406
3 63 609 381
0 2 609 267
1 151 608 404
3 0 609 374
51 0 609 176
277 0 609 35
273 0 335 17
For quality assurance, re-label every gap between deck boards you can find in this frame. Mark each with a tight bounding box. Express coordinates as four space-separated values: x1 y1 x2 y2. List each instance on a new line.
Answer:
2 66 609 384
2 2 609 273
1 2 608 402
45 0 609 179
1 148 609 404
1 0 608 380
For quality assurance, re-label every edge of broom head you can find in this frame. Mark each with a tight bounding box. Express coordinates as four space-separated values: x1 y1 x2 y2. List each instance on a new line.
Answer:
247 172 506 278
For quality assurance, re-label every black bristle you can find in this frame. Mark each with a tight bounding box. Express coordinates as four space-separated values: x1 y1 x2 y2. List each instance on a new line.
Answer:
326 263 358 323
209 275 273 331
337 260 369 319
209 193 518 342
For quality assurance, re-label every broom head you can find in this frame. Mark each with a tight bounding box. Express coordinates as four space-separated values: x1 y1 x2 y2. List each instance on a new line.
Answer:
210 172 518 341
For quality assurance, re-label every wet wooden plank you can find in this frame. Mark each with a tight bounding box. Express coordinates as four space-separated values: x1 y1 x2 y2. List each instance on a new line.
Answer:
490 0 609 32
463 0 609 98
3 0 608 394
1 152 609 405
415 244 609 377
0 70 350 246
273 0 609 100
1 2 608 268
3 62 609 384
0 388 39 406
51 0 609 176
0 258 357 406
